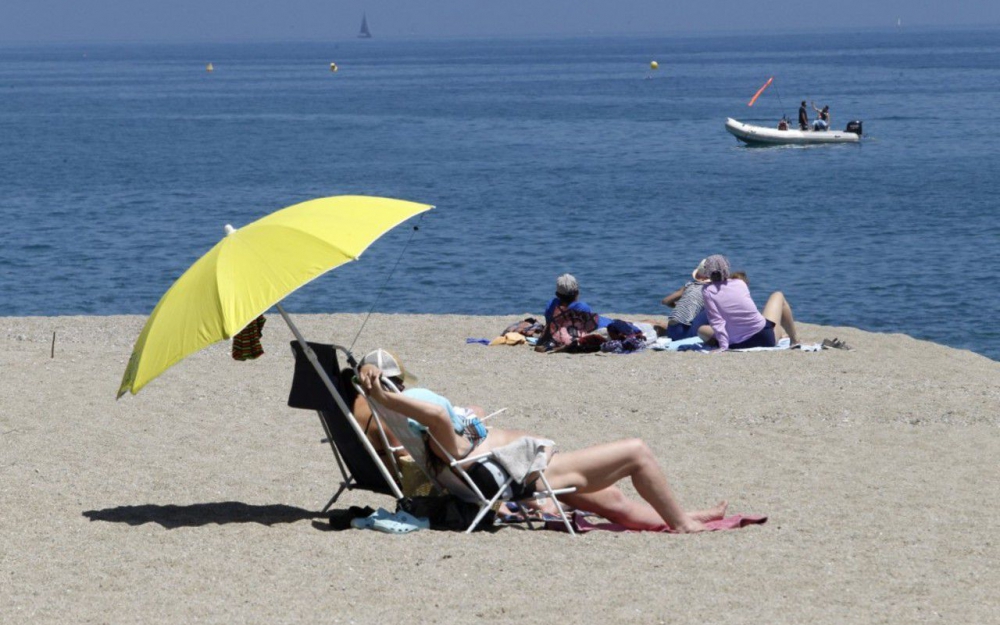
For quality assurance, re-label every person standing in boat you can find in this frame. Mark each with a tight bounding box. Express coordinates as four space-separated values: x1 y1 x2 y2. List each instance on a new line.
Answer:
811 102 830 131
798 101 809 130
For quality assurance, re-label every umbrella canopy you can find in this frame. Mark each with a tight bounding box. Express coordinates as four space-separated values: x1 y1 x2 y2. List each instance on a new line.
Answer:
118 195 432 398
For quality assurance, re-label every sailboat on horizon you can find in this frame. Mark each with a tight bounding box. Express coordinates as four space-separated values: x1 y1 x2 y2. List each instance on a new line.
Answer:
358 12 372 39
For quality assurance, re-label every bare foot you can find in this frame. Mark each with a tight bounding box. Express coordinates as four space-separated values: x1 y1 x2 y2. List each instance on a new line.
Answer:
673 520 708 533
689 500 729 523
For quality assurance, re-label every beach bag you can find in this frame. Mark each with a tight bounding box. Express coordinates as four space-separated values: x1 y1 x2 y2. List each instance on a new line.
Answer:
606 319 643 341
398 495 495 532
600 336 647 354
502 317 544 338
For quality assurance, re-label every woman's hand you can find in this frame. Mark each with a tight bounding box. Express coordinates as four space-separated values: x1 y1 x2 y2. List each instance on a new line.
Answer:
358 364 385 399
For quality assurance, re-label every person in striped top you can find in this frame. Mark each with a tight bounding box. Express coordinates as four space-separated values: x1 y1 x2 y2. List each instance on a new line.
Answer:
661 260 711 341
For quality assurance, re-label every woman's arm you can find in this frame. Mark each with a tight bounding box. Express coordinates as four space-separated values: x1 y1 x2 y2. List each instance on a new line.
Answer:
359 364 469 457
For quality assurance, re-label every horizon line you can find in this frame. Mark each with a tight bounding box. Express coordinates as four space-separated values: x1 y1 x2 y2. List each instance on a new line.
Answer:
2 22 998 47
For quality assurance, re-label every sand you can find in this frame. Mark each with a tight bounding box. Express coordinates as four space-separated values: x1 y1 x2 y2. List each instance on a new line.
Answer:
2 313 998 624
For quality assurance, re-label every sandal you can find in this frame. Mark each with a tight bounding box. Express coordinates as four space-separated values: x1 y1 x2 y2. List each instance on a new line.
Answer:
821 338 853 351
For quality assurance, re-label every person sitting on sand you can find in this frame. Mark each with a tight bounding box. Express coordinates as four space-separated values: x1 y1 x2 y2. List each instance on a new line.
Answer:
661 259 711 341
697 255 801 351
536 273 613 352
358 349 729 533
543 273 611 329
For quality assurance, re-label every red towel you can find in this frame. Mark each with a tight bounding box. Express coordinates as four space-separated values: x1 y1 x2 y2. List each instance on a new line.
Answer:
232 315 266 361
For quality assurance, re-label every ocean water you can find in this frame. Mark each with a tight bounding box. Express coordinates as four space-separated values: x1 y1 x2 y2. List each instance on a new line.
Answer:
1 30 998 360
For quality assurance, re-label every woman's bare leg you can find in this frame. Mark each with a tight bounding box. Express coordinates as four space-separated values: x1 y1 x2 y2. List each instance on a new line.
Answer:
761 291 799 344
562 486 727 531
543 439 724 532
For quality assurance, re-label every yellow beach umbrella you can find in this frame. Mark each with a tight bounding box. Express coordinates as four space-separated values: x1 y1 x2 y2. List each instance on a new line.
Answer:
118 195 433 397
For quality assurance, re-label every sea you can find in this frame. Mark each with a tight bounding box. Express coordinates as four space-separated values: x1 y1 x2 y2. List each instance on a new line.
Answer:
1 29 998 360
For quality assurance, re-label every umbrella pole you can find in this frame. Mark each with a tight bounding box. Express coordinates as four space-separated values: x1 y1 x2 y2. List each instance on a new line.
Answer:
275 303 404 501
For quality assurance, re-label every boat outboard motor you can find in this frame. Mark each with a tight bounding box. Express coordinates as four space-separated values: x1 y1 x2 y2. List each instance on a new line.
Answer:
845 120 863 136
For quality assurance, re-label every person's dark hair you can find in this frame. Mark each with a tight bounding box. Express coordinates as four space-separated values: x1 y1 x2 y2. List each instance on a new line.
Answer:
801 101 806 106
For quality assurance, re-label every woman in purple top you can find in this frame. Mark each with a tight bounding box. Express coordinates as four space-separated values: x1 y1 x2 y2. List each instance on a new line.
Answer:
698 255 800 351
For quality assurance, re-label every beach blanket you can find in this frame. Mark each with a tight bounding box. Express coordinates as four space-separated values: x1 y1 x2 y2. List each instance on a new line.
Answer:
548 511 767 533
730 337 792 352
650 336 706 352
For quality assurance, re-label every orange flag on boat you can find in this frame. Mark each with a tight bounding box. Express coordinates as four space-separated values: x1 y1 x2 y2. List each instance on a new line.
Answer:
748 77 773 107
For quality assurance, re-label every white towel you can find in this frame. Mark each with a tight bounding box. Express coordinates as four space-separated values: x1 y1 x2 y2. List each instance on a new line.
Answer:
730 337 792 352
490 437 554 483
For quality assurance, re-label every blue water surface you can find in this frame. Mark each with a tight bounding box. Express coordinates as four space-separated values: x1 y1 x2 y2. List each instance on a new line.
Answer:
1 30 998 359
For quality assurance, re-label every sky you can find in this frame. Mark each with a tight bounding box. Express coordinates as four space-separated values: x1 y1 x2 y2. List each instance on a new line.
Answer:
1 0 998 43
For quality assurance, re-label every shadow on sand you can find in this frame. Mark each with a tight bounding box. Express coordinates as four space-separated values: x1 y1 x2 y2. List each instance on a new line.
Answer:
82 501 324 529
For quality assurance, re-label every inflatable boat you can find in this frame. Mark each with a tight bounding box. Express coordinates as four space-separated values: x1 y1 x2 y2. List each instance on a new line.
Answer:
725 118 863 146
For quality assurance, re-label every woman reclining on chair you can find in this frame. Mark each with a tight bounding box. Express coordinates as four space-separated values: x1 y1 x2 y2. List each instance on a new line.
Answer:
358 349 728 533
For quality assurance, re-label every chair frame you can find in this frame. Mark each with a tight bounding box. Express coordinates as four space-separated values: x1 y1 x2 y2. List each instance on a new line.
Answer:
281 308 404 509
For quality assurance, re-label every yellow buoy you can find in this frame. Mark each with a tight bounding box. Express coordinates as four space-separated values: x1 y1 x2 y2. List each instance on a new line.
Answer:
330 62 338 72
206 63 214 72
650 61 659 70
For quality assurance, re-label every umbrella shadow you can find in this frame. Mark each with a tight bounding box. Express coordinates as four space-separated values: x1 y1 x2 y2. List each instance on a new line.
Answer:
82 501 324 529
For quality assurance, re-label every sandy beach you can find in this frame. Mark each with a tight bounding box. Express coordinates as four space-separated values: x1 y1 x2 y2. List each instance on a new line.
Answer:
2 313 998 624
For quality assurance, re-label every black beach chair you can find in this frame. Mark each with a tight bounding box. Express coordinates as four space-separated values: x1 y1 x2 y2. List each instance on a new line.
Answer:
287 341 404 511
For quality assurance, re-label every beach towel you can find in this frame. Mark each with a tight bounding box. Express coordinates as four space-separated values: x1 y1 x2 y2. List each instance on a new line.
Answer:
548 511 767 533
231 315 265 360
651 336 705 352
489 332 527 346
490 437 554 483
730 337 791 352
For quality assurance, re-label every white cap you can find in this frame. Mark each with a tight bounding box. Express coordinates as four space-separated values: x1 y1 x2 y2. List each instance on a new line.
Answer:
360 349 416 384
